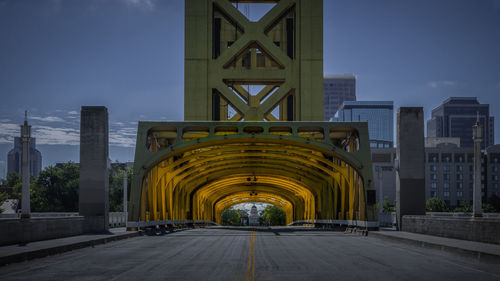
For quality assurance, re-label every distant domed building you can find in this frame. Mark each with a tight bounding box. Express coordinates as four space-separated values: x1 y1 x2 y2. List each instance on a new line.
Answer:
248 205 260 226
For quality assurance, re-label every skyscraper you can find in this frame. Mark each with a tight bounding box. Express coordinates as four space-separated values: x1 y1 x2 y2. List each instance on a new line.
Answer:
333 101 394 148
7 137 42 178
323 74 356 121
427 97 494 148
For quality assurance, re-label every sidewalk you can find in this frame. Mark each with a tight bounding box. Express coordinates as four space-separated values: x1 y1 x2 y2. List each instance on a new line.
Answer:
0 228 139 266
370 228 500 263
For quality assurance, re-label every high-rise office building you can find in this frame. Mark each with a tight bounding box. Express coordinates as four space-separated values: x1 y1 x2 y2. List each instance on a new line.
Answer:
0 160 6 179
323 74 356 120
427 97 494 148
7 137 42 178
333 101 394 148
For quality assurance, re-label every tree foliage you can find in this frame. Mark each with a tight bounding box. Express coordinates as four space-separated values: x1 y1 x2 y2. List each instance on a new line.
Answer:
221 207 240 226
425 197 448 212
453 200 472 212
6 172 21 187
31 163 80 212
109 165 132 212
0 192 8 214
261 205 286 226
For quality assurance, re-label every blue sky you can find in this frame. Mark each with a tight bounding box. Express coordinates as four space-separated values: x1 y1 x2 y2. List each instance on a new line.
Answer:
0 0 499 175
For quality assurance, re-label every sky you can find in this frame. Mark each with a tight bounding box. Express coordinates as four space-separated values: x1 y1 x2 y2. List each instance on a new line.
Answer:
0 0 499 177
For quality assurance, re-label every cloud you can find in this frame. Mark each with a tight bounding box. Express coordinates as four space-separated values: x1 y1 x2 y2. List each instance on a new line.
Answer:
31 116 65 123
427 80 457 88
109 127 137 147
32 125 79 145
68 111 78 115
0 123 20 143
124 0 157 10
232 203 269 213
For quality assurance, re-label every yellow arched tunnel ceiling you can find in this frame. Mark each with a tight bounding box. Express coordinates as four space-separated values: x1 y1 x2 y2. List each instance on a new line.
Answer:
128 124 378 227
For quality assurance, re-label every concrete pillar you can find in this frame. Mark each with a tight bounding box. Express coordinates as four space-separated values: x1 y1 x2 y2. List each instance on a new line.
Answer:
396 107 426 230
79 106 109 233
20 111 31 219
472 120 483 217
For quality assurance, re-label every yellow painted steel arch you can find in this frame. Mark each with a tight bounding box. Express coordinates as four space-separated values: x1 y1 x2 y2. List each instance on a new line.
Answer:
130 123 377 228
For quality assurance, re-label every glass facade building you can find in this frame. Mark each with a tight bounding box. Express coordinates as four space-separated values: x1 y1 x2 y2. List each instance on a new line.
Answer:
333 101 394 148
323 74 356 121
427 97 494 149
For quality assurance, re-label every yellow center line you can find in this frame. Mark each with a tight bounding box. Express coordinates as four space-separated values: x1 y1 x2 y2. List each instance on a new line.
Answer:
252 230 256 281
246 229 256 281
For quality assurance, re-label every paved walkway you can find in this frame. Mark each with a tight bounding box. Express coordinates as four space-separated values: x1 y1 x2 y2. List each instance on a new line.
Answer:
0 228 139 266
370 228 500 262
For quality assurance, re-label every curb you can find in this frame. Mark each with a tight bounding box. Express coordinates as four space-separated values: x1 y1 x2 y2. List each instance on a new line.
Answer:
369 231 500 264
0 231 140 267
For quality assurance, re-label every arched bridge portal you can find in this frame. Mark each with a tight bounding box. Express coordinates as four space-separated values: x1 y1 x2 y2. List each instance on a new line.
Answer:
128 122 378 228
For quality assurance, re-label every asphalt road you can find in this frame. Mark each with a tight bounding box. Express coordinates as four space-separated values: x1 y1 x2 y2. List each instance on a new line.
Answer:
1 227 499 281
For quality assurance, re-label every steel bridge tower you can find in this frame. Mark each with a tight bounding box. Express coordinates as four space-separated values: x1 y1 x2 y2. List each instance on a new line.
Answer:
128 0 378 229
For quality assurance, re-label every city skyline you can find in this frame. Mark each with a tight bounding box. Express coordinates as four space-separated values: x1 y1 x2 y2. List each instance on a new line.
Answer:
0 0 499 169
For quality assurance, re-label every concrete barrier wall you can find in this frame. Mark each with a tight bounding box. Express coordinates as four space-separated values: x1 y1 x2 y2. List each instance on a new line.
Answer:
402 215 500 244
0 217 84 246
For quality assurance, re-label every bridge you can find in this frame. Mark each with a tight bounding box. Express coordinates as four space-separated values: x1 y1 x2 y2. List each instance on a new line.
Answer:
127 0 378 229
1 0 499 280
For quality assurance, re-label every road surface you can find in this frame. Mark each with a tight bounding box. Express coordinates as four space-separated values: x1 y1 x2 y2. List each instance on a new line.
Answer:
1 227 499 281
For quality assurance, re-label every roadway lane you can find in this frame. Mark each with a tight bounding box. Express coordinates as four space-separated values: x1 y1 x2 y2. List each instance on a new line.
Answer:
1 227 499 281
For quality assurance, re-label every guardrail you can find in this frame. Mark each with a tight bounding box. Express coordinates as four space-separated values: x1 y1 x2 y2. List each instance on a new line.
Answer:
0 212 127 228
126 220 218 228
289 219 379 228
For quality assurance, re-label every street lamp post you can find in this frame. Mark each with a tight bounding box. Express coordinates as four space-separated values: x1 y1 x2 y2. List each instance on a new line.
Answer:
472 117 483 217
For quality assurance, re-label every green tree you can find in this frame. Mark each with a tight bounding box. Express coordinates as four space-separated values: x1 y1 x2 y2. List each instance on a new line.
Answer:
31 163 79 212
382 196 395 212
261 205 286 226
221 207 240 226
482 203 496 213
0 192 8 214
109 166 132 212
6 172 21 187
426 197 448 212
453 200 472 212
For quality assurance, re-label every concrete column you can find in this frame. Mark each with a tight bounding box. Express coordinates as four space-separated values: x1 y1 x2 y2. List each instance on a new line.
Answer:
123 169 128 223
472 120 483 217
376 166 383 214
20 111 31 219
396 107 426 230
79 106 109 233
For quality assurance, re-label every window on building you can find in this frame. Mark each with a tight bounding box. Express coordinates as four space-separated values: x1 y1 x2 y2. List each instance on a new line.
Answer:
456 165 463 172
430 191 437 197
431 182 437 189
444 156 450 163
456 174 463 181
443 174 450 181
457 191 463 197
469 165 473 172
444 183 450 189
457 182 463 189
494 166 499 172
430 165 437 172
493 175 499 181
443 165 450 171
444 191 450 197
